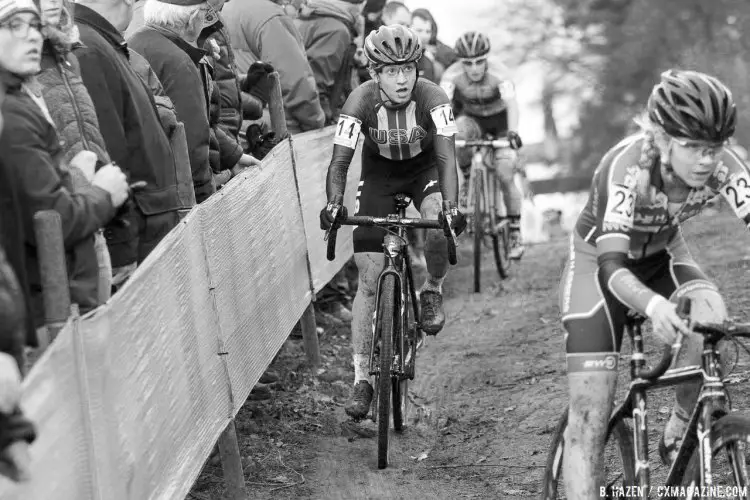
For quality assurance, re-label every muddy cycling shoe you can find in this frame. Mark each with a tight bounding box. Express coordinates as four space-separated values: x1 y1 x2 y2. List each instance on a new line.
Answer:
420 290 446 335
508 229 525 260
345 381 374 420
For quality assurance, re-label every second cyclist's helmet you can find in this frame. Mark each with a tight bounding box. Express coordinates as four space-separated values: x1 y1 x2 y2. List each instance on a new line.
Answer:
647 69 736 143
364 25 423 69
455 31 490 59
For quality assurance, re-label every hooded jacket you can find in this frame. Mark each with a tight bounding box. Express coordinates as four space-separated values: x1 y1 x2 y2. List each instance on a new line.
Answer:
296 0 359 124
0 72 115 324
222 0 325 133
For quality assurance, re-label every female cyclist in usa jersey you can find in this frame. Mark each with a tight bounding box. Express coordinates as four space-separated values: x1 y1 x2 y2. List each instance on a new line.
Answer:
319 25 466 420
560 70 750 499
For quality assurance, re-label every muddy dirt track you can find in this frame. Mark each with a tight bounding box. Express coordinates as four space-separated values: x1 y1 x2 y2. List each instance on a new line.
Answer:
190 210 750 500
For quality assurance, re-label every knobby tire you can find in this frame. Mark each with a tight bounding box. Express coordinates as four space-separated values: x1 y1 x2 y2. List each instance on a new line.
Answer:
490 175 511 279
377 274 397 469
473 173 484 293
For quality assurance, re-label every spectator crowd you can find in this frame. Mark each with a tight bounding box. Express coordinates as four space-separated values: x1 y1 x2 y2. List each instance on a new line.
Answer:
0 0 459 478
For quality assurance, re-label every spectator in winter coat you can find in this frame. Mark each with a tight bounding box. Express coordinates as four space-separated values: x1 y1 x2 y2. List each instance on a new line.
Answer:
37 0 113 304
411 8 456 84
295 0 364 125
0 0 129 322
128 0 257 191
222 0 325 134
73 0 188 293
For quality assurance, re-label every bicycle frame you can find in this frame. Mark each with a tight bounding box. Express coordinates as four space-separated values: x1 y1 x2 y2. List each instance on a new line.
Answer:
464 147 508 233
609 320 736 495
367 200 422 420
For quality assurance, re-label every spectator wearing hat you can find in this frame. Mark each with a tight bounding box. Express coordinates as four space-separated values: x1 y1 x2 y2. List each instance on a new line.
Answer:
295 0 364 125
73 0 190 296
222 0 325 134
0 0 129 322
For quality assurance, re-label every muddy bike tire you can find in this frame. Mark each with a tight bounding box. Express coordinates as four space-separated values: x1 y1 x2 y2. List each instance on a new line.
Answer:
473 173 484 293
490 175 511 279
377 274 397 469
392 283 411 433
540 411 636 499
682 414 750 494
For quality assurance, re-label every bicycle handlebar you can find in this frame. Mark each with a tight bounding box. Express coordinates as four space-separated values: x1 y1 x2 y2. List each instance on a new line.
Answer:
638 297 750 381
325 215 458 265
455 139 511 149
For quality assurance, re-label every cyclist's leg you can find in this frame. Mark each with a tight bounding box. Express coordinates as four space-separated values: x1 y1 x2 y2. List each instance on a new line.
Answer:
646 233 728 462
488 112 525 258
345 164 404 419
455 115 483 205
560 233 626 499
412 167 448 335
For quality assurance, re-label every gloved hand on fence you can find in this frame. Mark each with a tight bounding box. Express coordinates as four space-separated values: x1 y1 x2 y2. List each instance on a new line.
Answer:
240 62 275 105
438 200 467 236
507 130 523 150
319 197 347 231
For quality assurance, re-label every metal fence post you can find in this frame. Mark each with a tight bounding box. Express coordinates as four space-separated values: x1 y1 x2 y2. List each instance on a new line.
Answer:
33 210 71 348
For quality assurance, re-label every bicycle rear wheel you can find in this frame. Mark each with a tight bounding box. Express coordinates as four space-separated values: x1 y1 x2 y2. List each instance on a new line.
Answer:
541 411 636 499
377 274 397 469
683 414 750 498
490 175 511 279
473 173 484 293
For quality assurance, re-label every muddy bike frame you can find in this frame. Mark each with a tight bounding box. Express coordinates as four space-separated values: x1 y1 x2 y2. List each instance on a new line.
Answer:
325 193 457 468
545 297 750 499
611 306 750 498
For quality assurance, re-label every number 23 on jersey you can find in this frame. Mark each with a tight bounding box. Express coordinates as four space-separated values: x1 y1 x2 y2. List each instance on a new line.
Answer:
722 173 750 218
333 114 362 149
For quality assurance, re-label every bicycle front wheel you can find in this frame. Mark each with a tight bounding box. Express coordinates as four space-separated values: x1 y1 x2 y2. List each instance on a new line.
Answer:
377 274 397 469
473 173 484 293
541 410 636 499
683 414 750 498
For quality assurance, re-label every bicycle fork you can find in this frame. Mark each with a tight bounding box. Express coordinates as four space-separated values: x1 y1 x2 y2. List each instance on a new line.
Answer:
628 323 652 498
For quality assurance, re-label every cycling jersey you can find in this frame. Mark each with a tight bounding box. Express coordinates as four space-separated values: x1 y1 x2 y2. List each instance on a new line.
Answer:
575 133 750 316
439 61 516 118
331 79 457 161
325 78 459 253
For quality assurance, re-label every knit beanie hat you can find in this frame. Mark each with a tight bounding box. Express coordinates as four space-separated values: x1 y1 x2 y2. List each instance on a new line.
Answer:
362 0 385 13
0 0 39 24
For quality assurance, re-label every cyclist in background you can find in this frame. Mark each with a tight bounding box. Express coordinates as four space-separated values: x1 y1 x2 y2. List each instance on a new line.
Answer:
440 31 525 260
319 25 466 420
560 70 748 499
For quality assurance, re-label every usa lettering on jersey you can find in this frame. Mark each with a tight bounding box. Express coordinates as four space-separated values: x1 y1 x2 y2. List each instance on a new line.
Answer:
369 126 427 145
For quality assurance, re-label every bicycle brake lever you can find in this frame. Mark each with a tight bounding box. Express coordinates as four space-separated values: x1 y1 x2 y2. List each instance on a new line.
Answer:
323 204 340 242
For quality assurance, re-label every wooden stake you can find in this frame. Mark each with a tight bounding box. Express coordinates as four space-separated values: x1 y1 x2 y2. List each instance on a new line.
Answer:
217 419 248 500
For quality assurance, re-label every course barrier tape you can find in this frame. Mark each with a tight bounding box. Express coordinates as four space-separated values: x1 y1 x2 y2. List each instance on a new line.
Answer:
0 127 362 499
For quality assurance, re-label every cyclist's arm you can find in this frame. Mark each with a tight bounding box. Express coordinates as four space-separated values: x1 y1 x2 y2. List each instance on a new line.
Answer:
325 113 361 202
595 171 663 316
430 102 460 203
500 80 520 133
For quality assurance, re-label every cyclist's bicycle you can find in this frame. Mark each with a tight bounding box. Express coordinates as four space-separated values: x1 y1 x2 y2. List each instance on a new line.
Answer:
325 193 458 469
541 297 750 499
455 138 515 292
